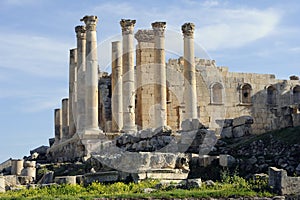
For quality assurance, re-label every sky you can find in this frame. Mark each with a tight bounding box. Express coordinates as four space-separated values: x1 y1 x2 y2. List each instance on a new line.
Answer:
0 0 299 162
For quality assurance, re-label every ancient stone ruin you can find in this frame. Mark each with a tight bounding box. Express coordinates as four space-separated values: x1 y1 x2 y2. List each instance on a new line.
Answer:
0 15 300 193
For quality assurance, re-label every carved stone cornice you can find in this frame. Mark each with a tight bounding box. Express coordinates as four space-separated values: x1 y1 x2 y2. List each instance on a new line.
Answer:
151 22 166 37
75 25 86 40
120 19 136 35
80 15 98 31
134 30 154 43
182 22 195 38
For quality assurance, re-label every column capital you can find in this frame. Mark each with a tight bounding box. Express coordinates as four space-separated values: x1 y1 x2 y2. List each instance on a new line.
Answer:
134 30 154 43
81 15 98 31
75 25 86 40
182 22 195 38
120 19 136 35
151 22 166 37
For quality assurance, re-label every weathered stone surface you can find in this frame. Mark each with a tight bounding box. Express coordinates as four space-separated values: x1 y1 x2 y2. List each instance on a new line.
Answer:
219 154 236 167
37 171 54 185
0 175 5 193
11 159 23 176
221 127 232 138
268 167 300 195
186 178 202 189
54 176 76 185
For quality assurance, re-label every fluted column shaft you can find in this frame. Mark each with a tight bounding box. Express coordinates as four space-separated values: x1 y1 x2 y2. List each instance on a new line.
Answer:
81 16 100 131
54 108 62 143
120 19 137 133
182 23 197 120
111 41 123 132
75 25 86 133
69 48 77 137
62 98 69 139
152 22 167 128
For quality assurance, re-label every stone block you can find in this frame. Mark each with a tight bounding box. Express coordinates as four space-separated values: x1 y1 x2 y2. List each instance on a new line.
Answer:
181 119 193 131
232 116 253 127
186 178 202 189
232 125 245 138
0 175 5 193
268 167 300 195
219 154 236 167
220 127 232 138
37 171 54 184
4 175 18 187
54 176 76 185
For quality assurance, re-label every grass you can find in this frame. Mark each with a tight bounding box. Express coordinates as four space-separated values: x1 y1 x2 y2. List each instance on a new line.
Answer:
0 174 273 200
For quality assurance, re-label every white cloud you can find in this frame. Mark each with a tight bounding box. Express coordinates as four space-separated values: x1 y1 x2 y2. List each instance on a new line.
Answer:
0 32 72 77
196 8 281 50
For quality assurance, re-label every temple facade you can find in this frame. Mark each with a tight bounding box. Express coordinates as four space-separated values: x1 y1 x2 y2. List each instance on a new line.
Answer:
47 15 300 162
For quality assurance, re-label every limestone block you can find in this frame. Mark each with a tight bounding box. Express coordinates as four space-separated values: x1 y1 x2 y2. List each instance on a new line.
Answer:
186 178 202 189
232 125 246 138
0 175 5 193
232 116 253 127
54 176 76 185
4 175 18 187
37 171 54 184
219 154 236 167
220 127 232 138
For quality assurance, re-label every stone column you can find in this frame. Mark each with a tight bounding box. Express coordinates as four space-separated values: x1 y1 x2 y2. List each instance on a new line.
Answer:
111 41 123 132
120 19 137 133
152 22 167 128
69 48 77 138
81 16 100 132
54 108 62 142
75 25 86 133
62 98 69 139
11 159 23 176
182 23 197 120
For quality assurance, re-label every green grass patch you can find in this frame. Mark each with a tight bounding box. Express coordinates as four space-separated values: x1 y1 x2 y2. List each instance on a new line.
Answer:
0 175 273 200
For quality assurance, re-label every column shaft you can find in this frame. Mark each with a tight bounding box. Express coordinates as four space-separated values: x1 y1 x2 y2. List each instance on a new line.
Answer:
111 41 123 132
81 16 100 131
152 22 167 128
54 108 62 143
120 19 137 133
69 48 77 137
182 23 197 120
62 98 69 139
75 26 86 133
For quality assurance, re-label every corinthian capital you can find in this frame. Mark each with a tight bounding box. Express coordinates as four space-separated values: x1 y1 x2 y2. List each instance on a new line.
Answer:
81 15 98 31
120 19 136 35
182 22 195 38
75 25 86 40
151 22 166 37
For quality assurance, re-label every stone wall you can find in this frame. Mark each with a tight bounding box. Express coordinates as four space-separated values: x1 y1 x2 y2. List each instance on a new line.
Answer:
98 73 112 132
269 166 300 195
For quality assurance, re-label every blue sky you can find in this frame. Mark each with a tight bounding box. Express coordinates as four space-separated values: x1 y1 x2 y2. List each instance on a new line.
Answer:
0 0 299 162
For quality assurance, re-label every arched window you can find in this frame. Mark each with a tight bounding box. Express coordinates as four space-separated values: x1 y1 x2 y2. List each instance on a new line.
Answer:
210 82 223 104
266 85 277 105
240 83 252 104
293 85 300 103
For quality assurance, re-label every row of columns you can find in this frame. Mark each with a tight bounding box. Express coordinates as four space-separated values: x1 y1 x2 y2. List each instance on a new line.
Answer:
54 16 101 143
111 20 197 132
54 16 198 141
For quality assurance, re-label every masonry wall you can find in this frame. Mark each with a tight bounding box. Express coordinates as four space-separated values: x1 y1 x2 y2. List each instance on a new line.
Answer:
164 57 300 134
135 42 156 129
